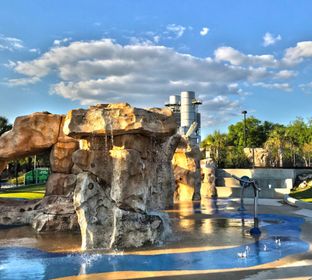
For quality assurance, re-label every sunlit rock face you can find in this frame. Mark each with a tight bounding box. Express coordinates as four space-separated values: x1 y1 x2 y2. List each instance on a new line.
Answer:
0 104 179 248
0 112 62 160
0 112 79 231
172 138 201 202
200 158 217 198
65 103 180 249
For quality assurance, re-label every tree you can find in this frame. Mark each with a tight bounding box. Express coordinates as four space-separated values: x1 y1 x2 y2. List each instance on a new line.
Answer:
302 142 312 167
227 116 275 148
264 125 288 167
201 131 227 167
0 116 12 136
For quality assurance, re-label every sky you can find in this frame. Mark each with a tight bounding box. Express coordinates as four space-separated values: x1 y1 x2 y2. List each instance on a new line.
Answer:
0 0 312 137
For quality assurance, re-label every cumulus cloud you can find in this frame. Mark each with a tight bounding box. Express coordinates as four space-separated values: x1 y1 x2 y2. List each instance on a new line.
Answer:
263 32 281 47
253 82 292 91
283 41 312 65
7 38 310 127
274 70 296 79
214 46 278 67
8 38 255 126
200 27 209 36
0 34 24 51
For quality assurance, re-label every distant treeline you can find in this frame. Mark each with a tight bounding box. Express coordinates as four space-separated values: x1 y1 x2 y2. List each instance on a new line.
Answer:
201 116 312 168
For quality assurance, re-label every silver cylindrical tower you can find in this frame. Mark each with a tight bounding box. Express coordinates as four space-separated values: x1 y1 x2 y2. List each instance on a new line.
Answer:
169 95 180 105
180 91 196 128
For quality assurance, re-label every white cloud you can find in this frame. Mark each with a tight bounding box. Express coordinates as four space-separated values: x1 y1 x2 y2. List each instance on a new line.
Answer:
29 48 40 54
7 38 311 127
0 34 24 51
8 39 256 126
253 82 292 91
263 32 282 47
200 27 209 36
53 37 71 46
299 82 312 93
283 41 312 65
5 76 41 86
214 46 278 67
165 24 186 39
274 70 296 79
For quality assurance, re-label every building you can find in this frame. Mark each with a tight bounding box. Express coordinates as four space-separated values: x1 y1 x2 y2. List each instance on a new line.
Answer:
165 91 202 145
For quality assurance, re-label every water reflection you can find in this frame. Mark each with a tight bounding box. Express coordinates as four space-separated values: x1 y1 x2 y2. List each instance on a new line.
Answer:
0 200 309 279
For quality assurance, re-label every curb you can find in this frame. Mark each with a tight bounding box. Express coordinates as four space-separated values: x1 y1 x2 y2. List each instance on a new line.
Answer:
284 194 312 210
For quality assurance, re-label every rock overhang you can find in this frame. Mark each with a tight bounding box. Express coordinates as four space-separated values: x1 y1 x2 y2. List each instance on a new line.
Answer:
63 103 177 139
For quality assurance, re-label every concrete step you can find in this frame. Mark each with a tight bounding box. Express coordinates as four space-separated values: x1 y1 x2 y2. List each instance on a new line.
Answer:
216 186 290 199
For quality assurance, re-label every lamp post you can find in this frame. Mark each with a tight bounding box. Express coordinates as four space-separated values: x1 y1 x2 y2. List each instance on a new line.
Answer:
242 110 247 148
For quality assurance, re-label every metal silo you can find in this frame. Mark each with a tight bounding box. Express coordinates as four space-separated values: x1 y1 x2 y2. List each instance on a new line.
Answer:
180 91 195 128
165 91 202 145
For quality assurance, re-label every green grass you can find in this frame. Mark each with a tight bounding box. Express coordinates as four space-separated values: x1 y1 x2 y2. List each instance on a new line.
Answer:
0 184 45 200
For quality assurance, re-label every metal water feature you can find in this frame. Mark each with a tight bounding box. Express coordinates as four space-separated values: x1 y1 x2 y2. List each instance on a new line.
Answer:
232 174 262 236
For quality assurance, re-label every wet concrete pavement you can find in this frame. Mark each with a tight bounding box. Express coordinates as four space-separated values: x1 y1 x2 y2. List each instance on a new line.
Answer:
0 198 311 279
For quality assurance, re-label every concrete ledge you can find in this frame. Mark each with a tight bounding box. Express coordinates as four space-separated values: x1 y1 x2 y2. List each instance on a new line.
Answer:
216 186 289 199
284 194 312 210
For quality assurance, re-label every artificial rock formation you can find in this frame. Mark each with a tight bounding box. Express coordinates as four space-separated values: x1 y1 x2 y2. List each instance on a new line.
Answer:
200 158 217 198
65 103 180 249
0 112 62 160
0 112 79 232
172 138 201 201
0 103 180 250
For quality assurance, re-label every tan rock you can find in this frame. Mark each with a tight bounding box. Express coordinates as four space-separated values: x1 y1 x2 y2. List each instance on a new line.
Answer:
45 173 77 196
200 158 217 198
172 139 201 201
70 104 180 249
63 103 177 138
50 141 79 173
0 112 62 160
50 116 79 174
32 195 79 232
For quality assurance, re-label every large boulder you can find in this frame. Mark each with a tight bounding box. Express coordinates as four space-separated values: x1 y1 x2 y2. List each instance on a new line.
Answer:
69 103 179 250
50 116 79 174
32 195 79 232
63 103 177 138
172 138 201 201
200 158 217 198
45 173 77 196
0 112 62 160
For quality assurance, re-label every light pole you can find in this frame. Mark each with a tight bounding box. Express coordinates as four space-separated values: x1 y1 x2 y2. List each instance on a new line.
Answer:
242 110 247 148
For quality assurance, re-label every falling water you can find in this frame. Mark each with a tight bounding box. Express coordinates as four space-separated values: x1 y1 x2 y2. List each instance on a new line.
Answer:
108 115 114 147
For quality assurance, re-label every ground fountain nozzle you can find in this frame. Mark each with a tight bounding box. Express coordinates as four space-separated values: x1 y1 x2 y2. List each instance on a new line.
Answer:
231 174 262 236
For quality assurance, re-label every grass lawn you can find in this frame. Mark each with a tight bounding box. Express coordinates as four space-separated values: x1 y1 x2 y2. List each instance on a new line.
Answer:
290 183 312 203
0 184 45 200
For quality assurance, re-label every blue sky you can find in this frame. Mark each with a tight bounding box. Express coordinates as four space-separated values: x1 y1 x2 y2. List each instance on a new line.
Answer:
1 0 312 137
